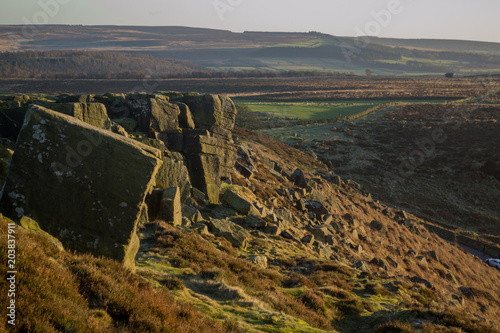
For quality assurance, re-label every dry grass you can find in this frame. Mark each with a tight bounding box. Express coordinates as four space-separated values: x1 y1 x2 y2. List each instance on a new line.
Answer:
0 217 241 333
149 221 334 330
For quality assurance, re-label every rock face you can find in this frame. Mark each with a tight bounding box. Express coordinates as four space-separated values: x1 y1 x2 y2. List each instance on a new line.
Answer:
0 105 162 269
46 102 112 130
180 94 237 131
126 96 180 133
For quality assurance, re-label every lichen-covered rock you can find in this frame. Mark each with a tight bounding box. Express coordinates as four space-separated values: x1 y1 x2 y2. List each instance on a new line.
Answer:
183 131 237 179
0 105 162 269
0 146 13 186
126 97 180 133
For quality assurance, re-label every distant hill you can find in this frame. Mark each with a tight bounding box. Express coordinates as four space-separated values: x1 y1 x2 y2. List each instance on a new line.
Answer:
1 25 500 75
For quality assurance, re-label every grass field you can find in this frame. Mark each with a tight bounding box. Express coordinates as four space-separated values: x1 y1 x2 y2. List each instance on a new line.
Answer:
233 98 454 120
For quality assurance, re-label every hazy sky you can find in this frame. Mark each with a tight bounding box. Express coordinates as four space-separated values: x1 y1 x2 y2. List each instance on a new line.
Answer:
1 0 499 42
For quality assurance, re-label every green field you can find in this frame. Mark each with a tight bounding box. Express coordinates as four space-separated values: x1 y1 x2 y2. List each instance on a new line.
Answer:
233 98 453 121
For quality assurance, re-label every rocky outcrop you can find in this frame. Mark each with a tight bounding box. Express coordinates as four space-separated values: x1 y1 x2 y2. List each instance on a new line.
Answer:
0 105 162 269
99 93 238 201
0 91 239 266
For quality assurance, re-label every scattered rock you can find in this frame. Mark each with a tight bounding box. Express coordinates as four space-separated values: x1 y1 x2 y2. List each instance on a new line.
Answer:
181 204 203 223
354 261 371 272
305 200 329 216
446 271 458 284
222 189 255 215
248 255 268 269
369 220 387 233
386 256 399 268
235 162 253 179
290 168 307 188
244 215 266 228
301 234 315 247
208 218 250 249
309 225 335 244
459 286 475 300
410 276 434 289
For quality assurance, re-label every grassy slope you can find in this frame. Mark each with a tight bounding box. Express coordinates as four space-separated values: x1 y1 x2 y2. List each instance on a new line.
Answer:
0 216 241 332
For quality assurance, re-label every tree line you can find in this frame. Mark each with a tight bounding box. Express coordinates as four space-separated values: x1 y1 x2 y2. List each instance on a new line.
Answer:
0 50 355 79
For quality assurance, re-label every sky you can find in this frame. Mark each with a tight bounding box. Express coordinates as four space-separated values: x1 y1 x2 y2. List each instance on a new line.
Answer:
0 0 499 43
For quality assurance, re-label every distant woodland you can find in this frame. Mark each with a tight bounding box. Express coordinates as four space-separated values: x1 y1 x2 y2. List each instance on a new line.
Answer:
0 50 206 79
0 50 352 79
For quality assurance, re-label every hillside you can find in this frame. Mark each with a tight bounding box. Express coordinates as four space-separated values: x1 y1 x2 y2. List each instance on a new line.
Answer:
2 25 500 75
1 92 499 332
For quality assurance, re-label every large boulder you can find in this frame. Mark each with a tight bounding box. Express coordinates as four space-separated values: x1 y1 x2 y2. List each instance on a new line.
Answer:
180 94 237 130
0 105 162 269
126 97 180 133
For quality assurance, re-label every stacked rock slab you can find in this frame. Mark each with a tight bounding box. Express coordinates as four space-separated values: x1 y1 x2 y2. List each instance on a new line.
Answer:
171 95 238 203
0 105 162 269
